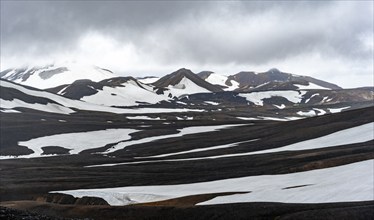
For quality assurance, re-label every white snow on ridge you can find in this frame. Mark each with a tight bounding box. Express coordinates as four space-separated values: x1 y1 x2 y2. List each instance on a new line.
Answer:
55 160 374 206
138 77 160 84
239 91 306 106
10 129 138 159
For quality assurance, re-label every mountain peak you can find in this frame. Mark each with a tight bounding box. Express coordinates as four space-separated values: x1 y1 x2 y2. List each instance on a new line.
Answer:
153 68 223 93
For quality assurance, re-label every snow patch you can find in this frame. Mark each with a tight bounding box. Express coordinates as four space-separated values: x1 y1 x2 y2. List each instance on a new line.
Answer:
56 160 374 206
239 91 306 106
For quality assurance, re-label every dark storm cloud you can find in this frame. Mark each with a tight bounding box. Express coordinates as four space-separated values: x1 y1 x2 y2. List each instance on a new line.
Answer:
1 1 373 71
1 1 209 53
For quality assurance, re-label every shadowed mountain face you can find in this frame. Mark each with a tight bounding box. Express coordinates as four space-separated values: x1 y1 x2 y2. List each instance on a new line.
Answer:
46 77 145 100
0 65 373 220
153 68 224 92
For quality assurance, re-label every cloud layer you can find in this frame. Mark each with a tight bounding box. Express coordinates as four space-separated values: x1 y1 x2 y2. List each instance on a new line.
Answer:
1 1 373 87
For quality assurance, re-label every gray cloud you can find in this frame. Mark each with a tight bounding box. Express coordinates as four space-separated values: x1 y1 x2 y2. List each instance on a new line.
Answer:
1 1 373 87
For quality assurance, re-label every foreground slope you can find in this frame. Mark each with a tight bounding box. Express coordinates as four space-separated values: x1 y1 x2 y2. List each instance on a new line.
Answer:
0 106 373 219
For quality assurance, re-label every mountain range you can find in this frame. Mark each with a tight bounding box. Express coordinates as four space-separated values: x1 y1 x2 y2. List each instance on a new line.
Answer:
0 63 373 220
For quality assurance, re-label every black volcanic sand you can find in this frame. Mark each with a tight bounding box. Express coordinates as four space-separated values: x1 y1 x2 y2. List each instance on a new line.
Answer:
1 201 373 220
0 107 373 219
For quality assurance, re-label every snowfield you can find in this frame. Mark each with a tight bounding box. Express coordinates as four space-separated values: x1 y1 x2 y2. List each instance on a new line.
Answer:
239 91 307 106
167 77 211 98
14 129 138 158
55 160 374 206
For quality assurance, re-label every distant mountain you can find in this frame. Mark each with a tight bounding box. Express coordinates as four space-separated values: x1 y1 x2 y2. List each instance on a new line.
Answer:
153 68 223 98
198 68 342 91
0 62 115 89
230 68 342 91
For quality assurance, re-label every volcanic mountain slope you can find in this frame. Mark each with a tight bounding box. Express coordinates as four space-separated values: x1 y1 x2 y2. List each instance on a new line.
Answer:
0 62 115 89
152 68 223 98
198 68 342 91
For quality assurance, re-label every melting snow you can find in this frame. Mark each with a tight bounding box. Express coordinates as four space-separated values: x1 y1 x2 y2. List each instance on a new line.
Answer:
328 106 351 113
305 93 319 103
273 104 286 109
297 110 316 117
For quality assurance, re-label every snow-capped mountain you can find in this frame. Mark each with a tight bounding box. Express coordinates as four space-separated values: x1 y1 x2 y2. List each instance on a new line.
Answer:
0 62 116 89
46 77 168 107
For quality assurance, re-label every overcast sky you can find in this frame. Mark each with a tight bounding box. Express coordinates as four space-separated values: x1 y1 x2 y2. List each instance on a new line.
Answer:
1 1 373 88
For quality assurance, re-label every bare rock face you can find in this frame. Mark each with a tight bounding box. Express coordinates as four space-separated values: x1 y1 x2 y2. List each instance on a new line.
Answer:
35 193 108 206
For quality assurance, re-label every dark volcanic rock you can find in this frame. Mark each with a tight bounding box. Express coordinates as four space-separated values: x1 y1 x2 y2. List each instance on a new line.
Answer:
35 193 109 206
41 146 71 155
